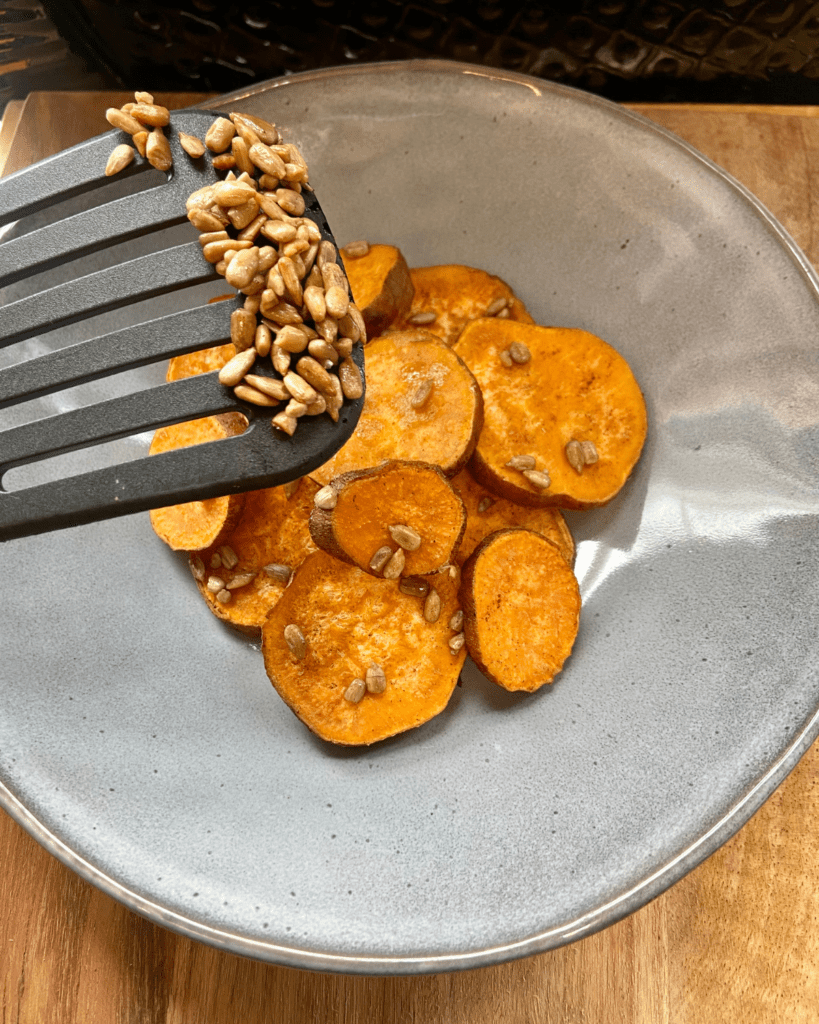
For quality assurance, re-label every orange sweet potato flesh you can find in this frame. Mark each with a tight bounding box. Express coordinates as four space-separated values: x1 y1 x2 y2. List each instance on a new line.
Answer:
460 529 580 692
166 342 236 382
310 330 483 486
310 460 466 577
148 414 247 550
262 551 465 745
391 264 535 346
341 243 414 338
193 477 319 637
450 468 575 567
455 321 648 510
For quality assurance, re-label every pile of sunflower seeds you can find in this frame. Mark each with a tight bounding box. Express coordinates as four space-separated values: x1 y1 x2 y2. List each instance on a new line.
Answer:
106 102 365 439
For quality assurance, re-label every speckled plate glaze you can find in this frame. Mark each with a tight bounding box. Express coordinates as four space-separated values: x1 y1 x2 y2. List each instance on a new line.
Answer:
1 61 818 975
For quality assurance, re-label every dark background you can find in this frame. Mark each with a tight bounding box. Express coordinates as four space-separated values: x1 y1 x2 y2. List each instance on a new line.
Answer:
6 0 819 113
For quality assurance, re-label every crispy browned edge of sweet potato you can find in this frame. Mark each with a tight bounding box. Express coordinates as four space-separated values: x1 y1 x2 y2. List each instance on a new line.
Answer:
341 243 414 339
458 527 581 692
309 459 467 577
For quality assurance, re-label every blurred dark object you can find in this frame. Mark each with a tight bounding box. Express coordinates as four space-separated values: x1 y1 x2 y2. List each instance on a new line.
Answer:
7 0 819 113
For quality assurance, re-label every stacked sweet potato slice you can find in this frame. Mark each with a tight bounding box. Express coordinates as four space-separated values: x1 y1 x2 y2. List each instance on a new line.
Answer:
151 241 647 744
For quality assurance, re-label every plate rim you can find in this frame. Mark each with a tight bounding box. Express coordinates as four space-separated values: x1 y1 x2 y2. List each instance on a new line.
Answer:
3 58 819 976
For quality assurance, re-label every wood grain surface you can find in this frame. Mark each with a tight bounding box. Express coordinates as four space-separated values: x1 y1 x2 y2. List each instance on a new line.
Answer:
2 95 819 1023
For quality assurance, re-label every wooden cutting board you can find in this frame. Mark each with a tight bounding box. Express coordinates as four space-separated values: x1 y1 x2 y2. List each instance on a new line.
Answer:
2 93 819 1024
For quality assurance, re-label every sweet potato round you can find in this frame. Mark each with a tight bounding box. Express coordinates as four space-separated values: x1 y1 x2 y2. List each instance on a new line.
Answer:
166 342 236 381
310 460 466 577
391 264 535 346
148 414 246 551
262 551 465 745
460 529 580 692
309 331 483 486
193 477 319 637
341 243 414 338
450 468 575 567
455 320 647 509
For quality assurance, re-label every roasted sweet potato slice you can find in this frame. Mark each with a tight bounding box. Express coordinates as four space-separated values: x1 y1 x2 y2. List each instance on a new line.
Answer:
148 414 247 550
309 330 483 486
190 477 319 637
310 460 466 578
166 342 236 382
341 243 414 338
455 320 647 510
391 264 535 346
450 468 575 567
460 529 580 692
261 551 465 745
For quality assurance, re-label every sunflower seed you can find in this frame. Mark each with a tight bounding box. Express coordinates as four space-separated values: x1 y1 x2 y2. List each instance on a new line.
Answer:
216 588 232 604
145 128 172 172
325 285 350 320
271 412 298 436
409 311 437 325
449 632 466 654
218 545 239 569
382 548 406 579
344 679 366 704
509 341 531 364
423 588 441 623
130 102 170 127
449 609 464 632
410 380 433 409
275 324 310 353
133 91 154 104
105 144 134 176
284 624 307 659
226 572 256 590
499 349 514 368
218 347 257 390
206 576 225 593
211 153 236 171
283 478 301 499
254 323 273 357
342 240 370 258
314 486 338 510
399 576 430 598
303 285 327 323
295 356 337 396
213 181 257 207
477 496 495 513
105 107 143 135
263 563 292 584
505 455 536 471
523 469 551 489
229 111 279 146
205 117 236 153
132 131 149 158
388 524 422 551
231 136 255 175
179 131 206 158
278 256 304 306
365 664 387 694
209 553 222 569
234 383 279 407
272 347 291 375
369 545 394 574
496 308 510 319
276 189 305 216
189 554 206 581
339 358 363 399
249 142 287 178
243 374 289 401
485 296 508 316
580 440 599 465
565 439 585 474
227 199 260 232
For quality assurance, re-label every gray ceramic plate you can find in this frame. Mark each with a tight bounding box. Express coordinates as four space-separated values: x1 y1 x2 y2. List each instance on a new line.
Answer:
1 61 818 975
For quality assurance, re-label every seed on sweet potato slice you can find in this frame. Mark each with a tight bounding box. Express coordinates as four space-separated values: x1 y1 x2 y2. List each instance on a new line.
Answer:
193 477 319 637
459 529 580 692
450 468 575 566
454 320 647 510
309 330 483 487
390 264 535 346
261 551 465 745
148 414 247 551
310 460 466 577
340 243 414 338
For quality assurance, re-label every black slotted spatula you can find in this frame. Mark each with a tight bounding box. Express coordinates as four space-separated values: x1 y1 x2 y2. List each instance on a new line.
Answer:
0 107 365 543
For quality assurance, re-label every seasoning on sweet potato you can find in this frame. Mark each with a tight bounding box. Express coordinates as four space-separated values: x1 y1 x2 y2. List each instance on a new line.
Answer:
309 330 483 486
454 320 647 510
310 460 466 578
190 477 319 637
261 551 465 745
341 242 414 338
460 529 580 692
148 414 247 550
450 468 575 567
390 264 535 346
